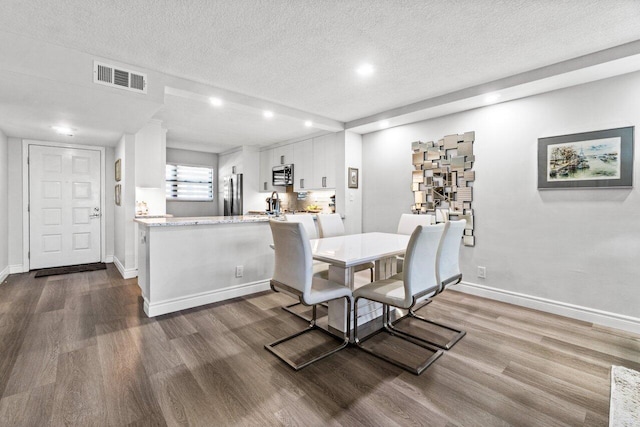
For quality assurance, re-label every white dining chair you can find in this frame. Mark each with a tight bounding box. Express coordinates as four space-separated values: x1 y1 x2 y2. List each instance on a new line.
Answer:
283 214 329 321
315 213 345 238
316 213 374 282
396 219 466 350
353 223 446 375
265 220 352 371
285 213 319 239
396 213 432 271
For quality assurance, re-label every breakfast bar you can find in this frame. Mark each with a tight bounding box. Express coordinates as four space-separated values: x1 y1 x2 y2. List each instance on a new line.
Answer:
135 216 274 317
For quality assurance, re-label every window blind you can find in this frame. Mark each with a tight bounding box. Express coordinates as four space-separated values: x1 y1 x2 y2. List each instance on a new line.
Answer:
165 164 214 201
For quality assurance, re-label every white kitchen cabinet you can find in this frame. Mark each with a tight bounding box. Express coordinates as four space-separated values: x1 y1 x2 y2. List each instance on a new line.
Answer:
293 139 313 191
312 133 337 189
259 148 274 193
273 144 293 166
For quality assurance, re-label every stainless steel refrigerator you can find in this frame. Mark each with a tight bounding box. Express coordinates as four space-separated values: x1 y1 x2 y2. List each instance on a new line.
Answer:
223 174 243 216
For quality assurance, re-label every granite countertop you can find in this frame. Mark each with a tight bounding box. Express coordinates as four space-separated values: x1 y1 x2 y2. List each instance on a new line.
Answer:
134 215 272 227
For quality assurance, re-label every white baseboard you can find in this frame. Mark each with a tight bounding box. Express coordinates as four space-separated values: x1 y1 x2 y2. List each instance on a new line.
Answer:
451 281 640 335
9 264 25 274
113 256 138 279
104 255 114 263
0 266 9 284
144 280 271 317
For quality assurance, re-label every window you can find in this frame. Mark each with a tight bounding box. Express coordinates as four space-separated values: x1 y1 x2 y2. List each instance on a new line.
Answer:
165 164 214 201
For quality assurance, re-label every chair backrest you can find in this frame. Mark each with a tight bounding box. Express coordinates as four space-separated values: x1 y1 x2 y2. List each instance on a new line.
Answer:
438 219 466 287
285 214 318 239
402 223 446 307
397 213 431 235
316 213 345 238
269 220 313 297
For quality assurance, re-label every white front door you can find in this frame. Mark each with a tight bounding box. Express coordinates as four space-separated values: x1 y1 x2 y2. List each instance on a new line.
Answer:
29 145 102 269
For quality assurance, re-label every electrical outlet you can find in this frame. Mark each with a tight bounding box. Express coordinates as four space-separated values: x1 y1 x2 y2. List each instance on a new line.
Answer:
235 265 244 278
477 266 486 279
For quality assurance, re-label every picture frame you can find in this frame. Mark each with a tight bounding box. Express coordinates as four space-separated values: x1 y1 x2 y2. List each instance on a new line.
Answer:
348 167 359 189
115 158 122 182
115 184 121 206
537 126 634 189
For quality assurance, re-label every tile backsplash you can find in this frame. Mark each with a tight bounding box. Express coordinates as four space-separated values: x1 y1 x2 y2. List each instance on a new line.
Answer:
275 190 335 213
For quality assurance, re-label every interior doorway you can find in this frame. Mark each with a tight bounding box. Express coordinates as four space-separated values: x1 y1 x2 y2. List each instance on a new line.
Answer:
23 141 106 270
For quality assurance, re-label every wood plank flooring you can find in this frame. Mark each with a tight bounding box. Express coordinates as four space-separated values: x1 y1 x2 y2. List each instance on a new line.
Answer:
0 264 638 426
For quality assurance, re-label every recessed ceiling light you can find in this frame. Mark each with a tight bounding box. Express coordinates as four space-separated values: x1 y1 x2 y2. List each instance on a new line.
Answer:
379 120 390 129
263 110 274 119
304 121 313 127
356 63 375 77
52 125 74 136
209 97 223 107
485 93 501 103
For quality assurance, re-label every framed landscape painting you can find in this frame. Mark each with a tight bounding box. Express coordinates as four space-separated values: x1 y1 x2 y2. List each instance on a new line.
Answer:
538 126 634 189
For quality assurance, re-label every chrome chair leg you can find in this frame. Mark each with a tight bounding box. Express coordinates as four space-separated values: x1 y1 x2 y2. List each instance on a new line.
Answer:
265 296 351 371
410 298 432 313
353 297 443 375
282 301 328 322
390 277 465 350
387 309 466 351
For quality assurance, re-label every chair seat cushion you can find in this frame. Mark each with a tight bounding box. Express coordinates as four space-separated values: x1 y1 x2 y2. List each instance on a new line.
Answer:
304 277 352 305
353 274 411 308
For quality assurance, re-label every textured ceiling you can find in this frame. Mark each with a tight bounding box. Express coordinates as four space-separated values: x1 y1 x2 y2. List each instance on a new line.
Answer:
0 1 640 149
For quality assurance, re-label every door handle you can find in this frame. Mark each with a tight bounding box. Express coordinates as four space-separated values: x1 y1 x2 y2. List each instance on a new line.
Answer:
90 214 101 219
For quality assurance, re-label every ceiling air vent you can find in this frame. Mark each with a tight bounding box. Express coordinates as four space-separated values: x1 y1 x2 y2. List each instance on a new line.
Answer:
93 61 147 94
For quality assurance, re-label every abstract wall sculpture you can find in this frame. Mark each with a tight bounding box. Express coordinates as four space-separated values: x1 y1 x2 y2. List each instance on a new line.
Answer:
411 132 476 246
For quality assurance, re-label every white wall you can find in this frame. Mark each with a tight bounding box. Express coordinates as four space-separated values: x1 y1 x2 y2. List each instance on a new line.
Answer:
362 71 640 326
166 147 218 217
114 134 137 277
7 138 23 270
343 131 363 235
0 130 8 281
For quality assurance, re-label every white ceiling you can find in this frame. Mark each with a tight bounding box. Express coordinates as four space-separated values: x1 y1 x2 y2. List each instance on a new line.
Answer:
0 0 640 151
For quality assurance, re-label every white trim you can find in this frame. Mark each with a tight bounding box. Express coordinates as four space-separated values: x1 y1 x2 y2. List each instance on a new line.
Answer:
0 266 9 283
113 255 137 279
144 279 271 317
9 264 25 274
104 255 114 263
22 140 107 271
451 281 640 335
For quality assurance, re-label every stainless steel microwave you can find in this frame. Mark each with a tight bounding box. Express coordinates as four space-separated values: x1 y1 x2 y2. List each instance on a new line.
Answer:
272 164 294 186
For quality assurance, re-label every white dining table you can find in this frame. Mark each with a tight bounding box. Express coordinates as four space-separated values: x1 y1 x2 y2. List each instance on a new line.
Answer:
309 232 410 332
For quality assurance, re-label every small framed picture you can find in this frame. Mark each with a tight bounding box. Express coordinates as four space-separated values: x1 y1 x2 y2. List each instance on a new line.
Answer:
115 184 121 206
348 167 359 189
115 158 122 182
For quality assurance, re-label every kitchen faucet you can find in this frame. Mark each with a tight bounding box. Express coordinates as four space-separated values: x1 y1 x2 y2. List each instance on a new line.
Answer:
268 191 281 217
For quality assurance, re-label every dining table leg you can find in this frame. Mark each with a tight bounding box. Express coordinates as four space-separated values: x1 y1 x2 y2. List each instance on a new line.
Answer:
327 265 353 334
326 257 397 340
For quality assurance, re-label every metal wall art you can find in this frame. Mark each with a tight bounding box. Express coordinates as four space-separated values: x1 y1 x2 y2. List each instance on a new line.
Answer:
537 126 634 189
411 132 476 246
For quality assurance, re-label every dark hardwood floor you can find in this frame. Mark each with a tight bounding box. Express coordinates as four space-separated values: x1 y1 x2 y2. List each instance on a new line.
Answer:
0 264 638 426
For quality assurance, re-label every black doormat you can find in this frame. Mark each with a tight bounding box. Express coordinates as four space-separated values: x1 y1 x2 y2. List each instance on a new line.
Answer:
34 262 107 278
